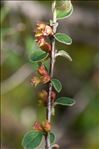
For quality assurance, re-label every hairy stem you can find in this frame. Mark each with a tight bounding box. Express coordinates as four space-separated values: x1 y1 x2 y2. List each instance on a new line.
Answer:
45 1 57 149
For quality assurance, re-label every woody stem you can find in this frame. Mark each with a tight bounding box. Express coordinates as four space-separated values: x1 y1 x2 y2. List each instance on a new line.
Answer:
45 1 57 149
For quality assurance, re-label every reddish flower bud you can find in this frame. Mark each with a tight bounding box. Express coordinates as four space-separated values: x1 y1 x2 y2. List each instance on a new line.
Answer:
31 64 51 87
35 31 43 38
41 75 51 84
39 90 48 104
35 23 52 53
43 25 53 36
42 120 51 132
36 36 51 52
38 65 48 76
33 120 51 133
38 65 51 84
36 23 46 31
35 36 44 44
36 23 53 37
38 90 56 106
31 76 41 86
40 42 51 52
33 121 43 132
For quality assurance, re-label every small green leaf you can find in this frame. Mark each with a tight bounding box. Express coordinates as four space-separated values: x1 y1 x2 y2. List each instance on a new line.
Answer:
51 79 62 93
30 51 48 62
56 0 73 20
55 97 75 106
55 33 72 45
56 5 73 20
22 130 43 149
55 50 72 61
49 132 56 144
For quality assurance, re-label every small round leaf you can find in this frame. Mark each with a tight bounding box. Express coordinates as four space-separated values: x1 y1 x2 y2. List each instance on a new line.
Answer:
55 97 75 106
51 79 62 93
22 130 43 149
56 0 73 20
30 51 48 62
49 132 56 144
55 33 72 45
55 50 72 61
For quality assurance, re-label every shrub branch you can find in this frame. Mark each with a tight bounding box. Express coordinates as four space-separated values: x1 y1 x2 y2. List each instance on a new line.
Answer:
45 1 57 149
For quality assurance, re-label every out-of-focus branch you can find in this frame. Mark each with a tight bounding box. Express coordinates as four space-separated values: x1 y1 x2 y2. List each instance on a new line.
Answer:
4 0 49 21
1 64 32 95
54 68 99 147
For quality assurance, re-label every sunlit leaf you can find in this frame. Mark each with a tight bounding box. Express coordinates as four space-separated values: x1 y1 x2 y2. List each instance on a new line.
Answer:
55 33 72 45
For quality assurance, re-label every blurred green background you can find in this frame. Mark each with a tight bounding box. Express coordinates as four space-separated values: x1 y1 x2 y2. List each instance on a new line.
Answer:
1 1 99 149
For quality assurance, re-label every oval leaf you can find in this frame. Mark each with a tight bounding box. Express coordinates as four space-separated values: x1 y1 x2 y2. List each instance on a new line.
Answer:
51 79 62 93
30 51 48 62
22 130 43 149
55 50 72 61
49 132 56 144
56 0 73 20
55 97 75 106
55 33 72 45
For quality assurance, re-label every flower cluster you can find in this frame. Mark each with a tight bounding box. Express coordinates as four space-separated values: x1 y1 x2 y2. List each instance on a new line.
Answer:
33 120 51 132
39 90 56 106
35 23 53 53
31 65 51 86
31 24 56 107
31 23 53 86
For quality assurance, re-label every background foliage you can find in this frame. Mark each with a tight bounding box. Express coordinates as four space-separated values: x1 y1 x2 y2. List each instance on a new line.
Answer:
1 1 99 149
